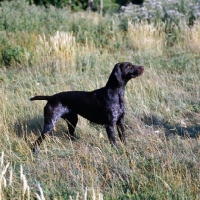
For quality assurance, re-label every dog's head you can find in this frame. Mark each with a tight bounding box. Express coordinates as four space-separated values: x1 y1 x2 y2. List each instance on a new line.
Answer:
114 62 144 85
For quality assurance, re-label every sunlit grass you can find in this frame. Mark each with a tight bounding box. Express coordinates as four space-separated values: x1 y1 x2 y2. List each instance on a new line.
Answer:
185 22 200 53
128 21 165 54
37 32 76 63
0 46 199 199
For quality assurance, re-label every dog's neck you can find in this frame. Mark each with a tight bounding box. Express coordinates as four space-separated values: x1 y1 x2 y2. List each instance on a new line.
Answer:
105 75 127 90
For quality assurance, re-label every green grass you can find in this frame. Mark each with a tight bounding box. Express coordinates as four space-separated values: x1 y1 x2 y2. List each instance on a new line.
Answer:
0 1 200 199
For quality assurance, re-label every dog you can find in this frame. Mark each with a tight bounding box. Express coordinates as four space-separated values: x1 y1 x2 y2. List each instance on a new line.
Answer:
30 62 144 152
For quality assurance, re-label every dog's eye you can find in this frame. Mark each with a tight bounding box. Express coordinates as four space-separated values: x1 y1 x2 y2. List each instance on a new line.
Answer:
127 65 132 69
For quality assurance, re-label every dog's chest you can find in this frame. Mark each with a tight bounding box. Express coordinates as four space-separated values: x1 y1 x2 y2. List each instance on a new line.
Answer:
106 92 125 118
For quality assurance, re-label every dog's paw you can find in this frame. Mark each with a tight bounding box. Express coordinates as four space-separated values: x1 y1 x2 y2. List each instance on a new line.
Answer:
32 146 40 154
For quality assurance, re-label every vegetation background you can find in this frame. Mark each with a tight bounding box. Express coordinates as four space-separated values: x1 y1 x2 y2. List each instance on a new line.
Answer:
0 0 200 199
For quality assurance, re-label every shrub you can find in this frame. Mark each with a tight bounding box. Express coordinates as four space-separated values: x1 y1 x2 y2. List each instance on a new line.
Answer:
1 45 25 66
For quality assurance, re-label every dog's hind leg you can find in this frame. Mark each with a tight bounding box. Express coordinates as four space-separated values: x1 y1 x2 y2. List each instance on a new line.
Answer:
61 111 78 139
33 118 55 153
33 104 62 153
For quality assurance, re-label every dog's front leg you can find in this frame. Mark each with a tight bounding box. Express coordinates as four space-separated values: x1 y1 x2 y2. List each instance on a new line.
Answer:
116 116 125 144
106 125 117 147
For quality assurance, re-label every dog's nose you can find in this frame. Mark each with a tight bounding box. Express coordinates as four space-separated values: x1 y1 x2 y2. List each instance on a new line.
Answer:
138 66 144 74
138 66 144 70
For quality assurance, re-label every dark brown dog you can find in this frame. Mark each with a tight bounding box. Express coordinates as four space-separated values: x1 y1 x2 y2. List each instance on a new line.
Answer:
30 62 144 152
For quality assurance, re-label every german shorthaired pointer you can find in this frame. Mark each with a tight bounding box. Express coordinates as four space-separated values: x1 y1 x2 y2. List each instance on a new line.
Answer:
30 62 144 152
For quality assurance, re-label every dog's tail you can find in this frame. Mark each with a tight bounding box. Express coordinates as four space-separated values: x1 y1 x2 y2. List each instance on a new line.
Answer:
30 95 51 101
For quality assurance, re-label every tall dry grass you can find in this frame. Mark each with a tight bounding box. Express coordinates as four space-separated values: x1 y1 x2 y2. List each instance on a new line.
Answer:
127 21 165 55
184 22 200 53
37 32 76 63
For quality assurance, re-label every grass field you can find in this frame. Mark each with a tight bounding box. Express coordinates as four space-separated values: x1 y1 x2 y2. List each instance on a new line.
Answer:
0 1 200 199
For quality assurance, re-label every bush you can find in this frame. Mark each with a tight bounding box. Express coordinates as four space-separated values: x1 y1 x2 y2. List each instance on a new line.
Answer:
0 0 71 33
31 0 69 7
1 45 25 66
119 0 200 24
116 0 145 6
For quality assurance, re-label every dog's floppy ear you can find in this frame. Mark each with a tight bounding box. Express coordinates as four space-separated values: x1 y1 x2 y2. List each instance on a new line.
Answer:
114 63 123 84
